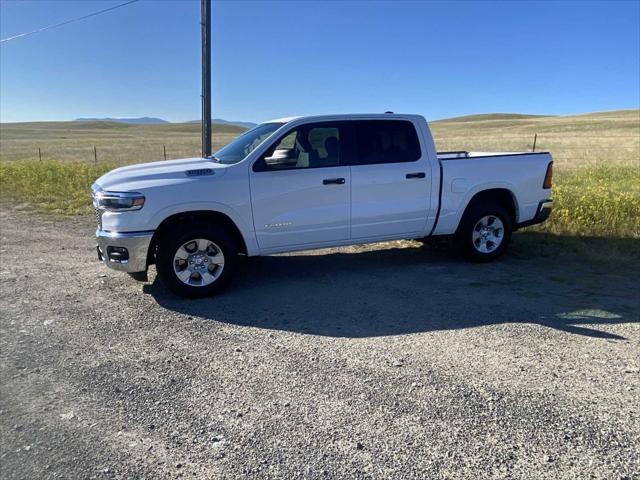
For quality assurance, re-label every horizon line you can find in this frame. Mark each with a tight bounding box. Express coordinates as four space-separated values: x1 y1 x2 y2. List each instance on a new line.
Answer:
1 107 639 125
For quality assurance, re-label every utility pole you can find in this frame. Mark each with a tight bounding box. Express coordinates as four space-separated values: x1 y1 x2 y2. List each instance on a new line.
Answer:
201 0 212 158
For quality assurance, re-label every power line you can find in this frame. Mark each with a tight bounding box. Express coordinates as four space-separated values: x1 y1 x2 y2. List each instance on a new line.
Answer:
0 0 141 44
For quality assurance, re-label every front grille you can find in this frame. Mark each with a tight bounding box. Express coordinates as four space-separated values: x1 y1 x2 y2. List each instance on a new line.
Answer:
94 207 103 230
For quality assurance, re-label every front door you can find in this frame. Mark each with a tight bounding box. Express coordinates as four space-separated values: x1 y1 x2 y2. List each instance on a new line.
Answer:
250 122 351 251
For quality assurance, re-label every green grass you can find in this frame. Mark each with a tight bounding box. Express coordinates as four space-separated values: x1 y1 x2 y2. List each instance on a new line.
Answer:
514 166 640 267
0 160 117 215
535 166 640 238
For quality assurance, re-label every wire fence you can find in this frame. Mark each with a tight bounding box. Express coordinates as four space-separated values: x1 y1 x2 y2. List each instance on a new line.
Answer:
2 133 639 167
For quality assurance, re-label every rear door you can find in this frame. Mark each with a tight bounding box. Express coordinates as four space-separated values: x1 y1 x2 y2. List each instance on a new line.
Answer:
349 120 432 239
249 122 352 251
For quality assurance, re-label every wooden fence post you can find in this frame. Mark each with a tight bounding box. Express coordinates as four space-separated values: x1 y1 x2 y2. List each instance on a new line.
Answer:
38 147 42 161
532 133 537 152
94 145 97 163
164 144 167 160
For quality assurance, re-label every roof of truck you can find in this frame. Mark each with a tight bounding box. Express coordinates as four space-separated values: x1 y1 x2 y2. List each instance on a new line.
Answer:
265 113 423 124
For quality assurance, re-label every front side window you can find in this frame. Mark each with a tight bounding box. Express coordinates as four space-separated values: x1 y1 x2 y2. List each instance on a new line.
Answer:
353 120 421 165
214 122 284 164
254 123 345 171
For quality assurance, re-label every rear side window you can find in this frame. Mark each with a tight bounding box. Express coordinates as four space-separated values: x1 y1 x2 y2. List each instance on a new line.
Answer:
353 120 421 165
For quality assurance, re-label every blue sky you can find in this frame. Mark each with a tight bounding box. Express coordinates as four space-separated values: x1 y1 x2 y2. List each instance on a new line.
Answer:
1 0 638 123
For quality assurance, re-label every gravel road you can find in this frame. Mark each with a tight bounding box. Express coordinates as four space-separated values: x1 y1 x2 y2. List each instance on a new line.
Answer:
1 207 638 479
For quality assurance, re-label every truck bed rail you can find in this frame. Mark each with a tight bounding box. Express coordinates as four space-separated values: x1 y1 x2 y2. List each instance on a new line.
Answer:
437 151 550 160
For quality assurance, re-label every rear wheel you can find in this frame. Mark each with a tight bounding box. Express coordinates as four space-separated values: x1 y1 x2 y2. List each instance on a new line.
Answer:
156 224 237 298
456 203 512 262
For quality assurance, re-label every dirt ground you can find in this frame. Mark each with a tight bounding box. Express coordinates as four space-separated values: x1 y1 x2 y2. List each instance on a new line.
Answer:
0 207 638 479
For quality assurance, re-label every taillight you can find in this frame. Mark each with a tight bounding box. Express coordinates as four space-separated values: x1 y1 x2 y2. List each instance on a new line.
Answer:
543 162 553 189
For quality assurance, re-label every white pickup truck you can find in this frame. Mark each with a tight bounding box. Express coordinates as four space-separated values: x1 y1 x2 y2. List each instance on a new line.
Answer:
92 114 553 297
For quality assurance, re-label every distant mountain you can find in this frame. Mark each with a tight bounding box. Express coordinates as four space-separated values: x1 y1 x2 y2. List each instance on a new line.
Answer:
434 113 554 123
75 117 170 125
187 118 257 129
75 117 256 128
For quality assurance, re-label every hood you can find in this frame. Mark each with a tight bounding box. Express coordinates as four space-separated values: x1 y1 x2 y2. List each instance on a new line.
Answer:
93 157 228 192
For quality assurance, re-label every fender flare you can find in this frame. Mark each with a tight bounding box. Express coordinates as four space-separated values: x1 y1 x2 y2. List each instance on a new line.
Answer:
148 201 259 256
453 182 520 228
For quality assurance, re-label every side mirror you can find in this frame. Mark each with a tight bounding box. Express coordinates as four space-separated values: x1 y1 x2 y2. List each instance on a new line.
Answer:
264 148 298 167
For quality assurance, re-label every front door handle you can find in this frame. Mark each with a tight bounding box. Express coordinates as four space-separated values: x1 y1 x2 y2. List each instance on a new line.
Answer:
323 178 346 185
406 172 426 179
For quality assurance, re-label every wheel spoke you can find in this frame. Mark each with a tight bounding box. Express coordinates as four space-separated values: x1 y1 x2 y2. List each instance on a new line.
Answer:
201 270 217 284
208 251 225 266
176 268 193 282
196 238 210 252
175 246 190 260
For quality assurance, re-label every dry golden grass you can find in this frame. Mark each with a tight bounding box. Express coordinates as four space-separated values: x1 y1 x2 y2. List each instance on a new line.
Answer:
0 121 244 164
1 110 637 169
431 109 639 170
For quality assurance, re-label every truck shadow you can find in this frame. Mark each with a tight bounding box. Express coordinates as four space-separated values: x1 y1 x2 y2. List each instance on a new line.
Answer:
144 233 639 340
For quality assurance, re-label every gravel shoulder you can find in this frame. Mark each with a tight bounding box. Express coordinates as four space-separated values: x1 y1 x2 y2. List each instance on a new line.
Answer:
1 206 639 479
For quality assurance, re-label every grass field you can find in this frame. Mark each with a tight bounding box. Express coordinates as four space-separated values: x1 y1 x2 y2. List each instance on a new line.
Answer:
0 121 245 164
430 109 639 170
1 110 639 259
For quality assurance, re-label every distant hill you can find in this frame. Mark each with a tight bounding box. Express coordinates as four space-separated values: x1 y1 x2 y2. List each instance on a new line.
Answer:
75 117 170 125
75 117 257 128
434 113 554 123
187 118 257 129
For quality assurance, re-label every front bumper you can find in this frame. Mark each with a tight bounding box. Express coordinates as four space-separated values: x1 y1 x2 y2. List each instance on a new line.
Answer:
96 229 154 273
516 199 553 229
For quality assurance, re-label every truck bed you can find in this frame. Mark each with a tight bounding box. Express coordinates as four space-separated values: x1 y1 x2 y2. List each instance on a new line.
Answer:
432 150 553 235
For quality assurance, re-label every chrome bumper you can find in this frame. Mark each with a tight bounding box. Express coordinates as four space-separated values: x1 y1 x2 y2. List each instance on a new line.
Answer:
96 229 154 273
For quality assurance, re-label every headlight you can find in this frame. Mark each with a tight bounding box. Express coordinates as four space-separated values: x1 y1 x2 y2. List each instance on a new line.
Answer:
93 191 145 211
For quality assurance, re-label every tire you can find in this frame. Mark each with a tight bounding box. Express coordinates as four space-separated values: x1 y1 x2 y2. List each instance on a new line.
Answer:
455 202 512 262
155 223 237 298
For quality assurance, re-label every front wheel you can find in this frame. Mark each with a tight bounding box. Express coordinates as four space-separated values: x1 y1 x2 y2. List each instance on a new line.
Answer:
156 224 237 298
455 203 512 262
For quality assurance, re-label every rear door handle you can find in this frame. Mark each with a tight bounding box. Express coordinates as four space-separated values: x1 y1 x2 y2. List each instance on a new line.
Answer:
406 172 426 179
323 178 346 185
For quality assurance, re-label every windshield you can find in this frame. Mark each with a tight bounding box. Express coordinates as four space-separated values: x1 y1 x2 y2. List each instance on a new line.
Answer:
214 122 284 164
